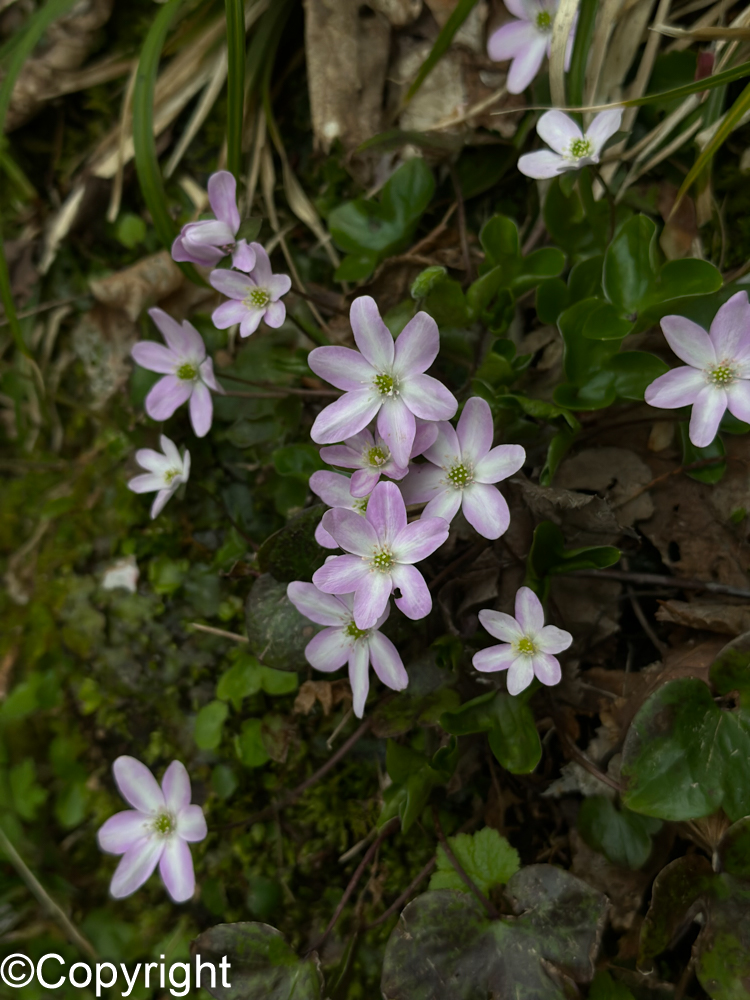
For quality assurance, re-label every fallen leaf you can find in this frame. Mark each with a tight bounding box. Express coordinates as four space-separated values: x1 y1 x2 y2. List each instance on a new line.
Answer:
656 599 750 636
89 251 183 321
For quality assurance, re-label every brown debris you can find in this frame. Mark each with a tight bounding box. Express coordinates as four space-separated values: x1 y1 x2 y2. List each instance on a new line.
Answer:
656 599 750 637
89 251 184 322
570 830 651 932
294 679 352 716
71 306 137 410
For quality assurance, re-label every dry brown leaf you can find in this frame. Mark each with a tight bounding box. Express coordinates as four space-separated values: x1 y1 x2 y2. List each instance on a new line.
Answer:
89 251 183 321
655 599 750 636
294 679 352 715
71 306 137 410
570 830 652 932
556 447 654 527
370 0 423 26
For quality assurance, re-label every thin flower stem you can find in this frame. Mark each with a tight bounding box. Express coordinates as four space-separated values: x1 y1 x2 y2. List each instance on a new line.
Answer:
431 806 499 920
305 817 400 956
0 826 97 960
364 857 437 930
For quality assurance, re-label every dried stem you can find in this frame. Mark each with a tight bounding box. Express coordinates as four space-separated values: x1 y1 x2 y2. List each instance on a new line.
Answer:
431 807 499 919
567 568 750 600
365 857 437 929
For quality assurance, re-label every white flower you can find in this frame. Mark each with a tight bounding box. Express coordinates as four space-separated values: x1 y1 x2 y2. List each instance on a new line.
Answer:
473 586 572 695
127 435 190 519
518 109 623 179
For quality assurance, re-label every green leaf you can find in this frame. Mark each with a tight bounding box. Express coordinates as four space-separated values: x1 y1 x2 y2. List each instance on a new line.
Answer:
589 971 636 1000
424 277 469 326
526 521 620 599
224 0 245 180
578 796 661 870
236 719 270 768
442 690 542 775
429 827 520 894
648 257 723 305
194 701 229 751
557 298 620 388
114 213 147 249
334 251 379 282
411 266 447 299
382 866 608 1000
678 421 726 483
621 677 750 821
403 0 481 104
272 444 324 478
9 759 47 821
379 738 458 833
717 817 750 879
245 574 317 671
540 424 578 486
148 555 188 596
604 351 669 401
372 655 459 738
257 505 327 583
602 215 658 314
190 922 323 999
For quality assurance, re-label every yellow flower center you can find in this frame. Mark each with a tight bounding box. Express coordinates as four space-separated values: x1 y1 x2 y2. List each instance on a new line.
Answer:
374 373 396 396
345 620 369 640
163 468 181 485
245 287 270 309
516 636 536 655
569 138 594 160
371 549 394 571
366 446 389 467
153 812 175 836
353 496 369 514
447 463 473 490
709 364 735 386
177 362 197 380
536 10 552 29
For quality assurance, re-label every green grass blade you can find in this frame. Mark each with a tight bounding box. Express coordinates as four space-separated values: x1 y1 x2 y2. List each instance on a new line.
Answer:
132 0 201 284
623 59 750 108
404 0 480 105
225 0 246 180
567 0 598 109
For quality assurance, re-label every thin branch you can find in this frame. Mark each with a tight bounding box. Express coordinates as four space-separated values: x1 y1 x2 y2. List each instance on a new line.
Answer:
555 729 624 794
221 387 340 399
449 164 473 282
305 818 400 956
431 807 499 919
622 557 667 656
188 622 249 643
567 568 750 600
365 857 437 929
0 297 77 329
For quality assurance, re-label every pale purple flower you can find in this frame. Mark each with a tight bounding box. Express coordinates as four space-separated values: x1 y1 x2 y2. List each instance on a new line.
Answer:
401 397 525 539
488 0 576 94
128 435 190 519
320 421 438 499
98 756 207 902
518 108 623 179
644 291 750 448
132 308 222 437
309 296 458 468
312 481 449 629
473 586 572 695
287 583 407 717
210 244 292 338
310 470 369 549
172 170 255 270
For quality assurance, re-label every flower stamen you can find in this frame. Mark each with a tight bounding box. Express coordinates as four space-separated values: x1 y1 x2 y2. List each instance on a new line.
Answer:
163 468 182 485
373 373 396 396
709 363 735 386
535 9 552 30
516 636 536 655
568 138 594 160
345 620 369 640
446 463 473 489
371 548 394 571
176 362 198 381
366 445 389 467
152 812 175 836
245 287 271 309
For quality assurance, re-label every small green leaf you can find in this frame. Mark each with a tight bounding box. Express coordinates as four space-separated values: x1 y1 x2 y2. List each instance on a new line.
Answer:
589 970 636 999
245 574 317 671
236 719 270 768
272 443 324 478
114 213 147 249
604 351 669 400
602 215 658 314
678 421 726 483
372 655 459 738
411 266 447 299
379 738 458 833
429 827 520 894
194 701 229 751
578 796 661 869
526 521 620 599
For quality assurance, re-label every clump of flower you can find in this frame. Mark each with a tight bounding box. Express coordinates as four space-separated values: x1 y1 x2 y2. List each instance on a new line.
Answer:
210 244 292 338
644 291 750 447
309 470 370 548
518 108 623 179
313 481 449 629
128 435 190 519
172 170 255 270
401 397 525 539
287 583 407 717
309 296 457 468
473 586 572 695
131 308 222 438
487 0 576 94
320 421 438 498
98 757 207 902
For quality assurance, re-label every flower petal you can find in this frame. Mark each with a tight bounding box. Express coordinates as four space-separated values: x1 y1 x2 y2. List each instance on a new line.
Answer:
310 470 356 508
392 516 449 563
391 563 432 620
536 624 573 655
311 390 382 445
478 609 524 644
159 836 195 903
377 397 416 469
688 384 727 447
176 804 207 842
263 301 285 328
517 149 568 179
239 309 265 338
366 481 407 547
709 290 750 362
461 483 510 539
422 488 462 524
319 444 362 469
145 376 192 422
131 341 176 374
199 356 221 392
313 554 370 594
503 0 529 19
353 571 393 630
135 447 170 474
507 656 535 695
151 488 177 518
189 381 213 437
424 421 461 468
182 219 235 250
537 109 583 153
400 373 458 422
368 631 408 691
172 234 223 266
152 309 205 357
232 240 256 272
411 419 439 457
212 299 249 329
110 838 164 899
113 756 165 814
726 380 750 424
457 396 493 464
305 627 352 671
350 468 380 496
315 522 339 548
128 473 165 494
487 19 538 62
269 274 292 300
532 651 562 687
323 507 379 555
208 170 240 232
209 268 253 300
585 108 623 153
661 315 716 368
162 761 191 813
248 242 273 285
474 444 526 484
400 463 446 504
308 346 377 391
98 811 150 854
515 586 545 634
472 644 518 673
393 310 439 376
350 296 394 371
644 366 705 409
287 581 350 626
348 642 371 718
506 34 548 93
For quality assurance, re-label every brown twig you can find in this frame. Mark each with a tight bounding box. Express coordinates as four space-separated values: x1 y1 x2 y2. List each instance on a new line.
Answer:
188 623 249 643
364 857 437 929
613 457 731 508
431 806 499 919
0 297 78 328
567 568 750 600
556 729 624 793
621 557 667 656
224 718 372 829
221 386 340 399
449 165 473 282
305 817 400 956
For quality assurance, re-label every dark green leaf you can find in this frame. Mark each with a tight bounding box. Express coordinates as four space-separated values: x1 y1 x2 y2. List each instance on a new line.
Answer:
578 796 661 869
429 827 520 894
372 656 459 738
224 0 245 180
604 351 669 401
245 574 316 671
602 216 657 314
678 422 726 483
257 505 327 582
411 266 447 299
194 701 229 751
526 521 620 599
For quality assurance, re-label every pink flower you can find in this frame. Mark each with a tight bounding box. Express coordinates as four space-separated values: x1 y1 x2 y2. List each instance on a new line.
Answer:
312 481 449 629
128 435 190 519
210 244 292 338
310 470 369 549
488 0 576 94
131 308 223 438
473 587 572 695
172 170 255 270
320 421 438 499
287 583 407 717
97 756 207 902
309 296 457 468
644 291 750 447
401 397 525 539
518 109 623 179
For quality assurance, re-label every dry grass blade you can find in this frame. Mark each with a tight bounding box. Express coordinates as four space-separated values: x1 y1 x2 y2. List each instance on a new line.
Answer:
666 0 737 51
107 61 139 223
654 22 750 39
165 45 228 178
583 0 625 112
616 116 703 199
549 0 581 106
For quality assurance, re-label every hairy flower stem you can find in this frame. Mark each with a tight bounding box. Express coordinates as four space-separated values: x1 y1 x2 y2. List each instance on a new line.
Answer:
432 806 500 920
